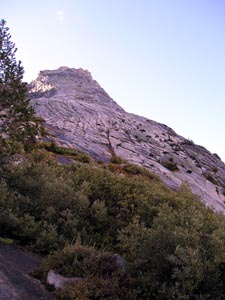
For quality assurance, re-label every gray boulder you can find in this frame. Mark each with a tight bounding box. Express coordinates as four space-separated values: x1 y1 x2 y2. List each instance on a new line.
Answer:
47 270 81 289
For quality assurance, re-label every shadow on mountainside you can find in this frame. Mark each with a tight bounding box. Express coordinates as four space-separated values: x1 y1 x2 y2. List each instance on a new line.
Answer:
0 243 54 300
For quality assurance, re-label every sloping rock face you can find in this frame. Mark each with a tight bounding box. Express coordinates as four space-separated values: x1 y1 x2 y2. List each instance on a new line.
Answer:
0 243 53 300
30 67 225 214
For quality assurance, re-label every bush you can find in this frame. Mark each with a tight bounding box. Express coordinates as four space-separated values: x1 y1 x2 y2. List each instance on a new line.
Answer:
56 274 136 300
161 159 179 171
0 237 13 244
203 172 218 185
0 156 225 299
122 163 159 180
36 244 136 300
110 155 125 164
118 185 225 299
40 142 91 163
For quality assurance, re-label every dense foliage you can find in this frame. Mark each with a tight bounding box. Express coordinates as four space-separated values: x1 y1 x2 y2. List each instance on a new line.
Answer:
0 19 39 152
0 149 225 299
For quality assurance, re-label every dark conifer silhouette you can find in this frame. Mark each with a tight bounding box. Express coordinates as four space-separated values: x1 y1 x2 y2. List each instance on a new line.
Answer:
0 19 39 151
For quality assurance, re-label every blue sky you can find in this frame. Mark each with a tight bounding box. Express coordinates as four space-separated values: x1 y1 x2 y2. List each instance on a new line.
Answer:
2 0 225 161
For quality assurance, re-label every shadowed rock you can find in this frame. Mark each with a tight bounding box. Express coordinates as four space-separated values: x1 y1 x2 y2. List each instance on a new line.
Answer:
0 243 53 300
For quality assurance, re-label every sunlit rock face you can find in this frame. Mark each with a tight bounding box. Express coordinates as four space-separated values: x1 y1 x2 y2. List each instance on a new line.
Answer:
30 67 225 214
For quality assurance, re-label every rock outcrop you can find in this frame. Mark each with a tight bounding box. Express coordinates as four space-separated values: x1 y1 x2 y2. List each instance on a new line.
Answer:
30 67 225 214
0 243 53 300
47 270 81 289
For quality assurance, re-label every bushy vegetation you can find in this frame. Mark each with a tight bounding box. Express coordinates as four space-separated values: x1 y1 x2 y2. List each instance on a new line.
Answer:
0 19 40 152
34 244 136 300
0 149 225 299
161 157 179 171
40 141 91 163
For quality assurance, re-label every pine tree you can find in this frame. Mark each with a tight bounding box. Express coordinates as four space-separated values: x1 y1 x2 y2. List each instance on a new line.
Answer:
0 19 39 152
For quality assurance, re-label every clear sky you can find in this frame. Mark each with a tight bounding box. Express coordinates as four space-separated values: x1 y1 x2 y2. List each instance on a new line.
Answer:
2 0 225 161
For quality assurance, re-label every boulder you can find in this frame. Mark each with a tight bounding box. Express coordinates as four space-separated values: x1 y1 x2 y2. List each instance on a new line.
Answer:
47 270 81 289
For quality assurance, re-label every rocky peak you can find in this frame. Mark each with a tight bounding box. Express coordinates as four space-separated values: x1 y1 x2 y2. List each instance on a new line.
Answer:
30 67 225 215
29 67 122 109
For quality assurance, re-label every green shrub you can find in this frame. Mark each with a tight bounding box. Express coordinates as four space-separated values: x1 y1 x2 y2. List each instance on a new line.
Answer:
203 172 218 185
122 163 159 180
40 142 91 163
56 274 136 300
162 159 179 171
118 185 225 299
110 155 125 164
36 244 135 300
0 237 13 244
0 156 225 299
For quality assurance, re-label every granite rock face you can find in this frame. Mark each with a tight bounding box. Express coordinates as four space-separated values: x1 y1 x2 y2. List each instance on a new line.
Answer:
0 244 53 300
30 67 225 214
